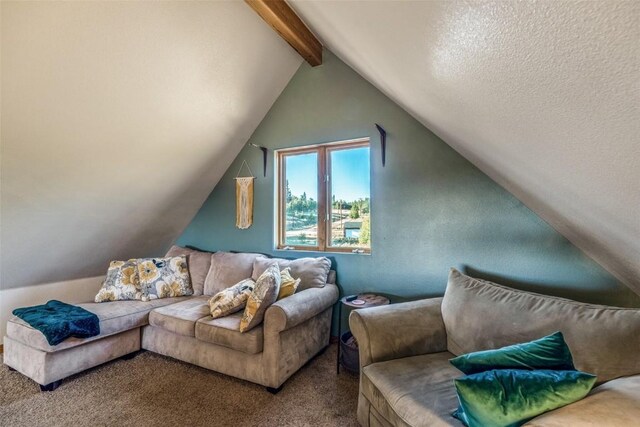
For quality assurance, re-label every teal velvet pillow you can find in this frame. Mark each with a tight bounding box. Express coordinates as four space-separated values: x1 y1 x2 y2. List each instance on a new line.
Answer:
453 369 596 427
450 332 575 374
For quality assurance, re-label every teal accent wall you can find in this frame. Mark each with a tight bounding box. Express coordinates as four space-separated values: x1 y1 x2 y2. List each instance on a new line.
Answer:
178 51 640 311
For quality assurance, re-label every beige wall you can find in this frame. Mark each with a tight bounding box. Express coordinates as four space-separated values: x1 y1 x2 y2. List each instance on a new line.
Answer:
0 276 104 339
0 1 302 290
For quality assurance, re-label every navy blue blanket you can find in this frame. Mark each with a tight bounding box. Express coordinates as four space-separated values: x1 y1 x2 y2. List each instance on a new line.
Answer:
12 300 100 346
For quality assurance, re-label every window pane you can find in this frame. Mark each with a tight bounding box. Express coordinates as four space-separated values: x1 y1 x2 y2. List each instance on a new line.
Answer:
284 152 318 247
330 146 370 248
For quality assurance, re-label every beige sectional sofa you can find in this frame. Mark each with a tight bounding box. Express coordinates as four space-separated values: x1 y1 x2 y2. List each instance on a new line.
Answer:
4 249 339 392
350 269 640 427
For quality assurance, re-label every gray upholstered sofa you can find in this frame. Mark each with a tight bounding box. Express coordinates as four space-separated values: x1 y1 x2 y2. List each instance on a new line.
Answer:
350 268 640 427
4 249 339 392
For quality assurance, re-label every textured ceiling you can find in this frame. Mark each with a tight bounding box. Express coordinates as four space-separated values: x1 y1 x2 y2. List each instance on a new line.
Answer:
291 0 640 293
1 1 301 289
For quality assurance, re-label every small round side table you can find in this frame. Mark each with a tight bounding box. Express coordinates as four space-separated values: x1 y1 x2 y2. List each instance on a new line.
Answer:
337 293 390 373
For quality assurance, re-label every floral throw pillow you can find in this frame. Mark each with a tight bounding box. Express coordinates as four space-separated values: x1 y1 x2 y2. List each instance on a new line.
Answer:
240 264 281 332
208 278 255 319
95 259 143 302
137 256 193 301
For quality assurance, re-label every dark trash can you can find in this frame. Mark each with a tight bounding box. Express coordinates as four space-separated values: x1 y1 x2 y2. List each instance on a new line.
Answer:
340 331 360 373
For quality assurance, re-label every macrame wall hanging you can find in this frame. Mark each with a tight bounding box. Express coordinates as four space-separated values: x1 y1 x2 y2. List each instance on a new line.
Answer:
235 160 255 229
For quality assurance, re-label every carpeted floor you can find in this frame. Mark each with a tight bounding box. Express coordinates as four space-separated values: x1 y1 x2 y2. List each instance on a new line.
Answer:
0 344 360 427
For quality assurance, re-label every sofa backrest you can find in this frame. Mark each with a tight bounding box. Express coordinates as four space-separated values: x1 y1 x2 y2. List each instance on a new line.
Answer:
441 268 640 384
327 270 336 285
251 256 331 291
203 252 263 295
201 252 336 296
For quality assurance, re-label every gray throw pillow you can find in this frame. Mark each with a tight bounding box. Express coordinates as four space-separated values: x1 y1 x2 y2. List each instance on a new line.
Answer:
204 251 264 295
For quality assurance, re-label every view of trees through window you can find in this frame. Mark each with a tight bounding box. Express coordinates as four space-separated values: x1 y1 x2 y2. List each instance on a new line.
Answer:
279 140 370 252
329 146 370 248
284 181 318 246
282 151 318 247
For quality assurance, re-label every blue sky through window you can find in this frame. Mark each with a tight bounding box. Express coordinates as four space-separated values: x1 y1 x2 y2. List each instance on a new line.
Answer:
286 147 370 202
331 147 370 201
286 153 318 200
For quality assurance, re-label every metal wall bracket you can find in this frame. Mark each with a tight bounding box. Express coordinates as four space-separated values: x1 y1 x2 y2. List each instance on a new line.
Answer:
375 123 387 167
249 143 268 177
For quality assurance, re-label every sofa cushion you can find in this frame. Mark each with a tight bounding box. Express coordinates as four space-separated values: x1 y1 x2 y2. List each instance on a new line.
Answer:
442 268 640 384
208 278 255 319
203 251 263 295
453 369 596 427
148 296 210 337
251 256 330 291
195 312 263 354
6 297 190 352
94 259 143 302
137 256 193 301
240 264 281 332
165 245 213 296
524 375 640 426
449 331 575 375
361 352 461 427
278 268 300 300
327 270 336 285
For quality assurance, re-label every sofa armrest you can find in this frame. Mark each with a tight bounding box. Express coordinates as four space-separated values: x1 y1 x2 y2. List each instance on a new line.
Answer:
264 284 339 333
349 297 447 368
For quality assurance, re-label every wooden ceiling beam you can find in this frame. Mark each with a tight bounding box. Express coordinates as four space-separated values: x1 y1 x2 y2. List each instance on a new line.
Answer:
245 0 322 67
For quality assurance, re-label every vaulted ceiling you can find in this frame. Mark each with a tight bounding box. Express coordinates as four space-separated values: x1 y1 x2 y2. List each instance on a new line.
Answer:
290 0 640 293
2 1 637 295
0 1 301 289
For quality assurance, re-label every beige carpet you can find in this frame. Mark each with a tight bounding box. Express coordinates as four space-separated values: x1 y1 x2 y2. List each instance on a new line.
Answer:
0 344 360 427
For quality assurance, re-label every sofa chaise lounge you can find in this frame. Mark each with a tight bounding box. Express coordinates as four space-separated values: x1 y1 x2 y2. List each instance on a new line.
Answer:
350 269 640 427
4 249 339 392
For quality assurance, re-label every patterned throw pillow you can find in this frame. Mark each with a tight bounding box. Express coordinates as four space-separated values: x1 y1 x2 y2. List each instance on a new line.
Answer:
277 268 300 300
95 259 143 302
208 278 256 319
240 264 281 332
164 245 212 296
137 256 193 301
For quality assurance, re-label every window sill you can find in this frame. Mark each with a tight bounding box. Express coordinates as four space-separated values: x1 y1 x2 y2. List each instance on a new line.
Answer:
274 247 371 256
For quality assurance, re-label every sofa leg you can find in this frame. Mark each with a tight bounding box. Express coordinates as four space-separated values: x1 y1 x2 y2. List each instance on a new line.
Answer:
7 366 16 371
40 380 62 392
266 385 283 394
316 344 329 357
120 350 141 361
